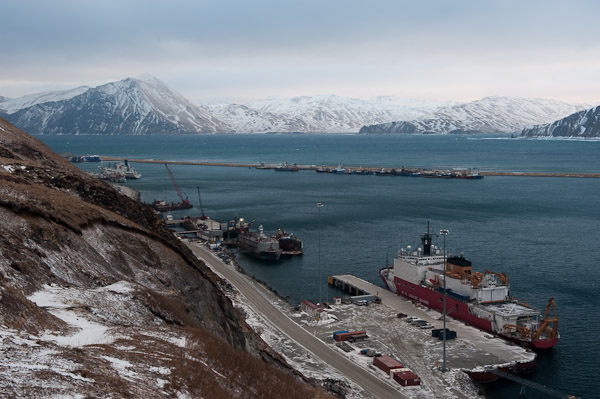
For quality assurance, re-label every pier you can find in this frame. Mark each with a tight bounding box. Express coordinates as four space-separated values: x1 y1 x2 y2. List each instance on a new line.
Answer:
328 275 372 296
328 274 537 382
99 156 600 178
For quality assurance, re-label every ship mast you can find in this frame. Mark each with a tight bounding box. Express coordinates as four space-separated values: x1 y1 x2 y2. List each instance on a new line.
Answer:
421 221 433 256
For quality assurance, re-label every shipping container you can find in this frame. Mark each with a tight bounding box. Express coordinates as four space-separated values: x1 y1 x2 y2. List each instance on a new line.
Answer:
373 354 403 374
333 330 367 342
391 369 421 386
332 330 349 339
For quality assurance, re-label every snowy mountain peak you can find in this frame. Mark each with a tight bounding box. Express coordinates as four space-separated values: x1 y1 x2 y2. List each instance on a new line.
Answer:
5 76 231 134
134 73 165 85
2 76 594 135
0 86 90 114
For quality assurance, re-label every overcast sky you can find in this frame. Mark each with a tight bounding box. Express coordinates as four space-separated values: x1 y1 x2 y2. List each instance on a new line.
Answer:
2 0 599 104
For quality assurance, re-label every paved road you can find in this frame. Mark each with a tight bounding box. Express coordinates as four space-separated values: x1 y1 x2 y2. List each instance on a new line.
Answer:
186 242 405 399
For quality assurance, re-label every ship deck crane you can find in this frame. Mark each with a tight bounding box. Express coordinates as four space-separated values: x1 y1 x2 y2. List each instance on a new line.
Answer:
164 163 191 207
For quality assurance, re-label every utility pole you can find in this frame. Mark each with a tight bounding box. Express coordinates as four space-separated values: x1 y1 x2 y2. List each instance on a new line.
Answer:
317 202 324 305
440 228 449 372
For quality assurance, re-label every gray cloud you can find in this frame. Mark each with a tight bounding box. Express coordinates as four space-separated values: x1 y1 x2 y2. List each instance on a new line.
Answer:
2 0 600 103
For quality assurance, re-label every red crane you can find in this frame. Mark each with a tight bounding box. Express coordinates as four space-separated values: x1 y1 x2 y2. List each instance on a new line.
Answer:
164 163 191 207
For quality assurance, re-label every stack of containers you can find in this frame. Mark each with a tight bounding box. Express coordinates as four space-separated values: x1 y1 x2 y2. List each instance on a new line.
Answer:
372 355 403 374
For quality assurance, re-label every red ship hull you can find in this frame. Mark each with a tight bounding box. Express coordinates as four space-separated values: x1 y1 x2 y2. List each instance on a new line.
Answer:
382 271 558 349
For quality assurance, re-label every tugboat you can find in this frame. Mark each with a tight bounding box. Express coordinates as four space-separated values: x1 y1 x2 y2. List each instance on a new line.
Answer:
237 225 282 261
379 223 559 349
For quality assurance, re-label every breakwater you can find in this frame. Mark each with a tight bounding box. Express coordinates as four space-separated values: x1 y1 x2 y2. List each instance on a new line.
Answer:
100 156 600 178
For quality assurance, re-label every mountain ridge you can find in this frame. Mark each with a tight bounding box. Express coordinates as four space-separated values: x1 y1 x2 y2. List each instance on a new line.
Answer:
521 105 600 138
359 96 592 135
3 77 231 135
1 76 594 135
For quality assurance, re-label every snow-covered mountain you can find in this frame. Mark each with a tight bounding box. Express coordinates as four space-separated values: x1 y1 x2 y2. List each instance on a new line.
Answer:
521 105 600 138
0 86 89 114
4 76 231 134
359 96 591 134
2 76 593 136
205 95 454 133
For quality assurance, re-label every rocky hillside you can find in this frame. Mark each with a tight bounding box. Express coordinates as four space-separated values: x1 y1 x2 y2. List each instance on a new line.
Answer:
359 96 590 134
3 76 231 134
521 105 600 138
0 117 328 398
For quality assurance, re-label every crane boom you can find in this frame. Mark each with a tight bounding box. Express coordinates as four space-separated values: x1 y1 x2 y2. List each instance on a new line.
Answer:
164 163 187 203
197 186 207 220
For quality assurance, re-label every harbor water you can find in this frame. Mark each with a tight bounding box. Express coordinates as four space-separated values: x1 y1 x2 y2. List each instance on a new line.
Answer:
40 133 600 398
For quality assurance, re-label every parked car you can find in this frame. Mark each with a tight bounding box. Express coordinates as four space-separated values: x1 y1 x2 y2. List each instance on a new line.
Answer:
420 323 434 329
396 312 407 318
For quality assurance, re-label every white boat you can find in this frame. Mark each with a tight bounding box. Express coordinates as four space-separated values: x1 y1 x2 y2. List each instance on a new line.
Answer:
98 160 141 180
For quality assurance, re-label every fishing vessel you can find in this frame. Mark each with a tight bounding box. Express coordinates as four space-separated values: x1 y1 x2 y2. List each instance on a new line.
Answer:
98 160 141 179
332 164 350 174
274 162 299 172
379 224 559 349
275 229 303 255
237 225 282 260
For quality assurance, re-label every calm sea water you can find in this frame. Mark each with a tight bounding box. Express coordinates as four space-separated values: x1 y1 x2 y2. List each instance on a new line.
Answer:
39 134 600 398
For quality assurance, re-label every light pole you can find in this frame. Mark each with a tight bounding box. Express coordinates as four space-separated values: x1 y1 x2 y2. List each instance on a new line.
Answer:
440 228 449 372
317 202 324 305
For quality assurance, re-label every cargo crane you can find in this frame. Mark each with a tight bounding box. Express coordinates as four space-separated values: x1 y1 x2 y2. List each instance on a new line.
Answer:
150 164 193 212
197 186 207 220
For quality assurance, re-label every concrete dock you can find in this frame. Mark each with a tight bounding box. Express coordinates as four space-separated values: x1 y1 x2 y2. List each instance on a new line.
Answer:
327 274 536 379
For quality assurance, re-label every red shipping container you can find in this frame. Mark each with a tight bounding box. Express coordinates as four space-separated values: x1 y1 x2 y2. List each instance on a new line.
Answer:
372 355 403 374
392 369 421 386
333 330 367 342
